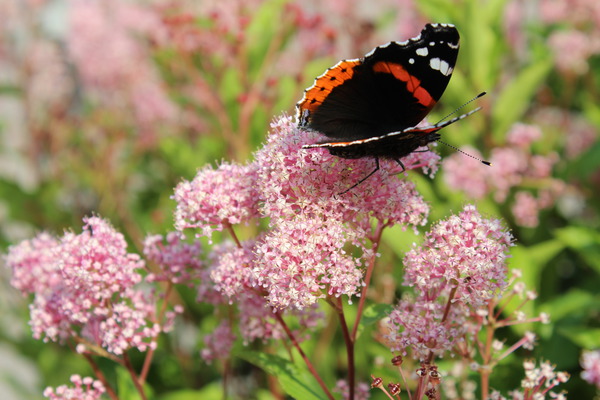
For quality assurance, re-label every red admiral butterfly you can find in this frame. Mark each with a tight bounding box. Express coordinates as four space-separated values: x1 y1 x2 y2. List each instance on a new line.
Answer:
297 23 485 191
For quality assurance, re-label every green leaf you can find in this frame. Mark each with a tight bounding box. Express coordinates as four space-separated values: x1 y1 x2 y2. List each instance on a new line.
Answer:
157 383 223 400
492 55 553 139
560 327 600 349
115 366 154 400
237 351 326 400
355 303 395 339
554 226 600 273
540 289 596 321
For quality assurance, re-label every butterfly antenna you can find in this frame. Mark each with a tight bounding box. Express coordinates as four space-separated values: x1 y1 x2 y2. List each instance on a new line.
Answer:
438 140 492 166
436 91 486 124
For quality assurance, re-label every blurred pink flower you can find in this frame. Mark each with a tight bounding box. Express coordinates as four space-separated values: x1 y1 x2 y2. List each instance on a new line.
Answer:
5 232 61 295
512 191 540 227
581 350 600 388
507 123 542 147
43 375 105 400
334 379 371 400
68 0 175 127
201 321 236 364
533 107 598 159
443 123 564 227
548 30 596 74
443 145 490 199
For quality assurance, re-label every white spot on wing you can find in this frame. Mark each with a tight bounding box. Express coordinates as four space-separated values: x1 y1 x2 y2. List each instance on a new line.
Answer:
429 58 453 76
409 58 415 64
439 60 450 75
416 47 428 56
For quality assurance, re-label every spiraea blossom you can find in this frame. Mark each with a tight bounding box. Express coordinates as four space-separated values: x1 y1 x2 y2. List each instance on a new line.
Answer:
43 375 105 400
403 204 514 307
385 204 514 361
255 116 431 229
173 161 261 239
252 215 366 310
143 232 203 285
490 360 569 400
176 115 435 311
6 216 175 355
385 293 469 359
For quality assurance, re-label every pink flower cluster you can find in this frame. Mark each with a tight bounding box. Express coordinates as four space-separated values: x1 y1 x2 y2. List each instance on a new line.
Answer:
174 115 433 312
173 162 260 240
6 216 171 355
43 375 105 400
386 204 514 360
539 0 600 75
143 232 203 285
490 360 569 400
403 204 513 306
581 350 600 388
334 379 371 400
443 123 564 227
172 114 437 360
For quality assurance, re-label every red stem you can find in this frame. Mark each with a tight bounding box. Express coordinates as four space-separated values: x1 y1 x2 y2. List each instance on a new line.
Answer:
351 220 388 341
82 353 119 400
274 312 335 400
123 353 148 400
330 297 355 400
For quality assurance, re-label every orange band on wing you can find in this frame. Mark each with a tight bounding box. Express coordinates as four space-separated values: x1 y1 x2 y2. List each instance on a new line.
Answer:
372 61 435 108
297 60 361 113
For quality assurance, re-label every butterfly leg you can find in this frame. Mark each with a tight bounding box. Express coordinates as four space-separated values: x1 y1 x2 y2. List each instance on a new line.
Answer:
338 158 380 195
393 158 406 173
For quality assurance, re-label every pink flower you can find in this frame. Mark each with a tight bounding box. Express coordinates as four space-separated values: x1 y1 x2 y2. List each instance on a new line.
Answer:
67 0 175 128
385 294 468 360
506 123 542 148
255 116 430 229
200 321 236 364
252 216 366 310
5 232 61 295
443 145 490 199
512 191 540 227
7 216 173 355
209 239 256 300
43 375 105 400
442 123 563 227
548 30 596 74
334 379 371 400
143 232 202 285
581 350 600 388
403 204 514 307
173 161 260 239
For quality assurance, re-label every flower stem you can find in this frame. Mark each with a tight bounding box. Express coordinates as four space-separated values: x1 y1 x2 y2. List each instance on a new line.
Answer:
82 353 119 400
352 220 388 341
123 353 148 400
330 296 355 400
274 312 335 400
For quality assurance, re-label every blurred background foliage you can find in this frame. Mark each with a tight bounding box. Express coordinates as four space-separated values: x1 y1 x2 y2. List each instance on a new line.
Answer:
0 0 599 398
